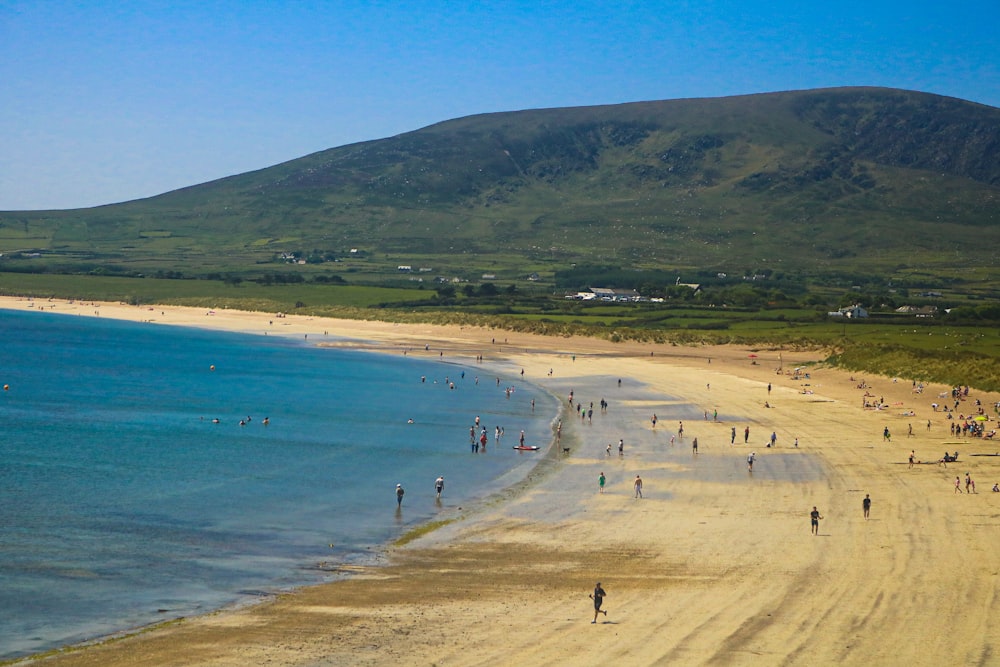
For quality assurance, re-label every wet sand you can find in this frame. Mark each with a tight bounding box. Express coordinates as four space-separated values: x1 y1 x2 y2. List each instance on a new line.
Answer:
5 296 1000 666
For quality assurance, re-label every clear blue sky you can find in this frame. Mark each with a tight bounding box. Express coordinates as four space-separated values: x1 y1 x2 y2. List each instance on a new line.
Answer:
2 0 997 210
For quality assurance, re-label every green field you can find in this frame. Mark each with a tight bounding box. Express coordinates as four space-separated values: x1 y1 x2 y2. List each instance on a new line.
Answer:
0 273 430 310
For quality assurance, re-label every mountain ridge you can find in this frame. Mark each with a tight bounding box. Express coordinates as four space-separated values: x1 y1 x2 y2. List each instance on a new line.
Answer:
1 87 998 282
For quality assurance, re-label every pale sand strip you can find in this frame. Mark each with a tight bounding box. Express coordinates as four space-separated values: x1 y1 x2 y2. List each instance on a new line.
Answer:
5 296 1000 666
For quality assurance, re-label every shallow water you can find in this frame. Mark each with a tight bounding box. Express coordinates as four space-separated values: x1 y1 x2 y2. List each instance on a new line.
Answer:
0 309 558 659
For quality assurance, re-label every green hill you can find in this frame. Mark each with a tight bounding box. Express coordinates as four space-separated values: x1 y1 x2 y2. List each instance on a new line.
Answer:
1 87 998 287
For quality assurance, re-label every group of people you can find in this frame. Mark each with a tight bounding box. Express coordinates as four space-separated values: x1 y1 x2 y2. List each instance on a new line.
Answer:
468 416 515 452
394 474 446 508
595 471 643 497
955 473 977 493
809 494 871 535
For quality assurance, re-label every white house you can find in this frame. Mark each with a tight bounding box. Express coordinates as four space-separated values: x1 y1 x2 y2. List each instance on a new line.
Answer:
828 305 868 318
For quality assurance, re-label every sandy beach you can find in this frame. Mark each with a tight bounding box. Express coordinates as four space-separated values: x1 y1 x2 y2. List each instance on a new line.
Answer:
6 296 1000 666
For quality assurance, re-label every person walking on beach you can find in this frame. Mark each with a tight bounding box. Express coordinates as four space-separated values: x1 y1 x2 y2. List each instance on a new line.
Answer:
863 494 871 520
692 438 698 453
747 452 756 472
731 427 736 445
678 421 684 437
435 476 444 499
769 431 777 448
396 484 405 507
590 582 608 623
744 426 750 444
966 473 972 494
811 506 823 535
909 451 915 468
883 426 891 442
599 472 606 494
618 439 624 456
955 476 963 493
634 474 643 498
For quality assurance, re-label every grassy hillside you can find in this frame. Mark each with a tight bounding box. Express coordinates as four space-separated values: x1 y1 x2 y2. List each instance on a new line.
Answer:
1 87 998 287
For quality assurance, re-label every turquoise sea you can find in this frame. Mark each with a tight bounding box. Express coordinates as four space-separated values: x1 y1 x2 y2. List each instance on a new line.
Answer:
0 309 558 659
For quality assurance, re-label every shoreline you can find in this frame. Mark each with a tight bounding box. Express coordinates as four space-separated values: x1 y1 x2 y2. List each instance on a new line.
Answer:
7 296 1000 666
1 297 568 662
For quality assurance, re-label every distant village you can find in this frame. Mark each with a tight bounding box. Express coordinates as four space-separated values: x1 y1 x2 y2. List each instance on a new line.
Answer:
275 249 947 318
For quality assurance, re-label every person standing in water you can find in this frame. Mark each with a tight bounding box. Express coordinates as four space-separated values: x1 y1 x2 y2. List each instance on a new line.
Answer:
435 476 444 499
396 484 405 507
